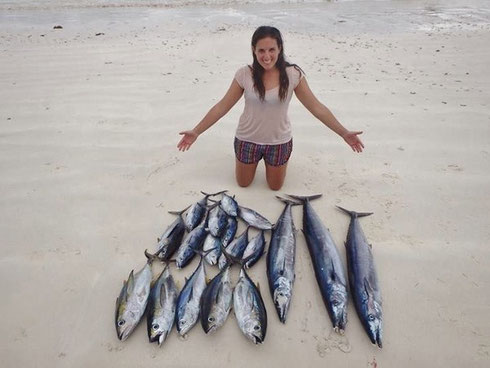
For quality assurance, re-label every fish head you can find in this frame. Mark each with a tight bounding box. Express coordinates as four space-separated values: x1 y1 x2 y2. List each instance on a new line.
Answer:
244 318 265 344
273 277 292 323
149 322 169 346
202 313 220 334
364 300 382 348
328 284 348 332
176 312 196 336
115 305 139 341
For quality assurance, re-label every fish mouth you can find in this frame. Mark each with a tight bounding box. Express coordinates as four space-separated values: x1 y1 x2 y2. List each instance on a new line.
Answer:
149 332 167 345
253 335 264 344
203 325 217 335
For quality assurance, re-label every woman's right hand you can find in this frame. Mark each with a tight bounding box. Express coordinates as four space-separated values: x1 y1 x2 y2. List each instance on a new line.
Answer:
177 129 199 151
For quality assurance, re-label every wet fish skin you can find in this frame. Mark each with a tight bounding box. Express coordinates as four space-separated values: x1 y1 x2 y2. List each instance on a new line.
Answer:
147 266 178 345
156 209 187 261
208 204 228 237
288 194 348 332
267 197 299 323
202 233 222 266
184 191 226 231
200 266 233 334
233 268 267 344
337 206 382 348
221 216 238 247
218 227 249 270
242 230 266 269
220 192 238 217
115 261 153 341
175 257 208 336
238 205 272 230
175 212 208 269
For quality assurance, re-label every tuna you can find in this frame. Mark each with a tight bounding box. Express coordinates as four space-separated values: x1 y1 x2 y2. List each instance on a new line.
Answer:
288 194 348 332
218 227 249 270
156 207 187 261
147 265 178 345
200 265 233 334
266 197 299 323
242 230 266 269
220 192 239 217
175 210 209 269
238 205 272 230
337 206 383 348
175 255 208 336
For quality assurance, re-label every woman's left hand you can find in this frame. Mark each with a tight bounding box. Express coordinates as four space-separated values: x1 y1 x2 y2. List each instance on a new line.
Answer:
342 131 364 153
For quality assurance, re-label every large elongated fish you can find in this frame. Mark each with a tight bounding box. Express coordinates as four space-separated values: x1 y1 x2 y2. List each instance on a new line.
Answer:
115 251 155 341
234 267 267 344
175 255 208 336
337 206 383 348
156 207 188 261
266 197 299 323
147 265 178 345
288 194 348 332
200 265 233 334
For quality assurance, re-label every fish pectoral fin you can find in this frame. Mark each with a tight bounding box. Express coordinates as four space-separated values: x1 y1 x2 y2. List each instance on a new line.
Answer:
126 270 135 297
369 243 373 249
215 283 223 304
363 278 375 296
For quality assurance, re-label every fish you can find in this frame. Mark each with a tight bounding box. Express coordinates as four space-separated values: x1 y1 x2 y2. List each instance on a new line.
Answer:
156 207 188 261
115 250 156 341
202 233 222 266
267 197 299 323
208 203 228 237
234 267 267 344
200 265 233 334
218 227 249 270
175 210 209 269
184 190 225 231
238 205 272 230
242 230 266 269
221 216 238 247
220 192 239 217
288 194 348 333
337 206 383 348
175 254 208 336
147 264 178 345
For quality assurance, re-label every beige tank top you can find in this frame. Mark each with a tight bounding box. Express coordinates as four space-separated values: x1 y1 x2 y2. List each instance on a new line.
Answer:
234 65 304 145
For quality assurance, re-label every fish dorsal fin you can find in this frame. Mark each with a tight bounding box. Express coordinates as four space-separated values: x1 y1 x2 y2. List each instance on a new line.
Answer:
126 270 135 298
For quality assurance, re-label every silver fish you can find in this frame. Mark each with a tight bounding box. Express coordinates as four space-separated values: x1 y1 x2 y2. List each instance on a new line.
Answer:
337 206 383 348
115 251 155 341
156 207 188 261
202 233 222 266
218 227 249 270
184 190 225 231
147 265 178 345
238 205 272 230
234 267 267 344
242 230 266 269
175 210 208 269
208 204 228 237
220 192 238 217
200 266 233 334
175 256 208 336
267 197 299 323
221 216 238 247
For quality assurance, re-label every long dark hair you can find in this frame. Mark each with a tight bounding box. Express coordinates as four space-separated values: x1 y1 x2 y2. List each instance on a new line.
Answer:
250 26 303 102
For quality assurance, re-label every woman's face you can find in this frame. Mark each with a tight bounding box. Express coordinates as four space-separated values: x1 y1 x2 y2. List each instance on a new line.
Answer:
253 37 281 71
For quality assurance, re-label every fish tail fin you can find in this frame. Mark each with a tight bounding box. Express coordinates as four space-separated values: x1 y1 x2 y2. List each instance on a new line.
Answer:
168 204 191 217
286 194 322 202
275 196 301 206
336 205 373 218
144 249 161 264
201 190 227 197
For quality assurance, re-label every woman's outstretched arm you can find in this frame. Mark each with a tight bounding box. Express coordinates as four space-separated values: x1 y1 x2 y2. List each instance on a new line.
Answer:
294 78 364 153
177 79 244 151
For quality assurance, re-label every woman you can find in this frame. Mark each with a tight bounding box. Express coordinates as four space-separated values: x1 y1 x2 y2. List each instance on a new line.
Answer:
177 26 364 191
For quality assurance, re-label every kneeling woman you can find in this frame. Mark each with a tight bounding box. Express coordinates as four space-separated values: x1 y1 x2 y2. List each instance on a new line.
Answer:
177 26 364 190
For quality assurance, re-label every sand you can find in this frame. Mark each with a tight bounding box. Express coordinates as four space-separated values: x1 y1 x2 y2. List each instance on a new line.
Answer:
1 1 489 367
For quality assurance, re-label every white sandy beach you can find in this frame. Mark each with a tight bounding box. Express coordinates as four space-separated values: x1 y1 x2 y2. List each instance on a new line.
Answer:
1 0 489 367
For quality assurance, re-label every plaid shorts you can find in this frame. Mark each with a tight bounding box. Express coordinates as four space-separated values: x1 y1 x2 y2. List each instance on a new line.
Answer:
234 137 293 166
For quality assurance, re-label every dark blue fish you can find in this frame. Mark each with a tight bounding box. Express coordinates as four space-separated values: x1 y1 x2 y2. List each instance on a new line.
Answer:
242 230 266 269
267 197 300 323
175 210 209 269
156 207 188 261
221 216 238 247
208 203 228 237
288 194 348 332
337 206 383 348
184 190 225 231
218 227 249 270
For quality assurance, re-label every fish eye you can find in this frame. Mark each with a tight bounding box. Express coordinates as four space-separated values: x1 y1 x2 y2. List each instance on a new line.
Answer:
368 314 375 321
332 300 339 306
180 320 185 326
208 317 215 323
118 319 125 326
152 324 159 330
253 325 261 331
278 292 284 297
